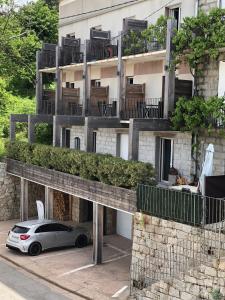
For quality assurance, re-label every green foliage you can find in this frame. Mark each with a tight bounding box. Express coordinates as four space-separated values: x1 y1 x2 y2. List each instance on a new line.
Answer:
123 15 168 55
211 288 224 300
0 0 58 95
173 8 225 77
172 96 225 133
7 141 156 189
35 124 53 145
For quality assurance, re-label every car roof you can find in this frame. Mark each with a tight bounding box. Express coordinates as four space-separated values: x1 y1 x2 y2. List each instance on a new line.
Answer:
15 219 56 228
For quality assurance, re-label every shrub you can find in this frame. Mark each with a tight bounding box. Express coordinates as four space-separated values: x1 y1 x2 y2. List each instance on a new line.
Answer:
6 141 155 190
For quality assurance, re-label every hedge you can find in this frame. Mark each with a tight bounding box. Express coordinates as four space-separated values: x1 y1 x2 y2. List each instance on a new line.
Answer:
6 141 155 190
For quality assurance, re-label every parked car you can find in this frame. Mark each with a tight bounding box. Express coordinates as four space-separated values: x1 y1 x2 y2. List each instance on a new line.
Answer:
6 219 91 256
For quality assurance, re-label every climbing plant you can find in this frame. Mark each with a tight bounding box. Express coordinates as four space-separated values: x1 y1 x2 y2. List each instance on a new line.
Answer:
172 8 225 90
123 15 169 55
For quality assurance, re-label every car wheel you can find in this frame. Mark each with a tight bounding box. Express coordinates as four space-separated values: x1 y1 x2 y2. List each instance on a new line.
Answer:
75 235 88 248
28 242 42 256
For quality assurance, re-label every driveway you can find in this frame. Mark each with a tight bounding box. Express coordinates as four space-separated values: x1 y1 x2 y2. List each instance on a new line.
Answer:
0 220 132 299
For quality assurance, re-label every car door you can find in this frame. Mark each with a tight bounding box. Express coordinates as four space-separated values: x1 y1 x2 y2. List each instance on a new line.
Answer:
34 224 58 250
53 223 74 247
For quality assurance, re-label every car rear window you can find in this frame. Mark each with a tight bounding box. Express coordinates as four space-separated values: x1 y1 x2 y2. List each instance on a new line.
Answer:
12 226 29 234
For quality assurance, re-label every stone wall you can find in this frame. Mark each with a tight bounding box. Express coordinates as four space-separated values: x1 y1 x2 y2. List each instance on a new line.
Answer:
0 163 20 221
198 0 218 12
96 128 117 156
196 52 225 98
70 126 85 150
138 132 156 165
132 213 225 299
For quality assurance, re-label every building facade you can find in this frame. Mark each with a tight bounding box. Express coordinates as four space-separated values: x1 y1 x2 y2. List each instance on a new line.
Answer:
7 0 225 297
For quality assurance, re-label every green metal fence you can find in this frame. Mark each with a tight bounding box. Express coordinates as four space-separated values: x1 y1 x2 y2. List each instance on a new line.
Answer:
137 185 203 226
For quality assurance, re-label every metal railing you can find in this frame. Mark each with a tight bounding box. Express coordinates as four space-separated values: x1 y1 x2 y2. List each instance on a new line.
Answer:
86 40 118 62
88 100 117 117
122 38 164 56
120 98 163 120
67 103 83 116
39 99 55 115
132 184 225 296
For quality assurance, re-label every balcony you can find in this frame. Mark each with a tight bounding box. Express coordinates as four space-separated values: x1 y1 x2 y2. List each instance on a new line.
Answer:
38 43 56 69
62 87 83 115
40 90 55 115
120 98 163 120
60 36 83 66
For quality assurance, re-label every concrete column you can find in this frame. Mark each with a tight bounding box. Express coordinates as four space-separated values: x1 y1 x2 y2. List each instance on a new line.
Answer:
164 19 177 119
82 40 90 116
28 115 35 143
20 178 29 221
93 203 103 265
55 46 63 115
9 116 16 142
84 117 94 152
53 115 61 147
45 186 54 219
155 136 161 181
36 51 43 115
128 119 139 161
117 32 124 118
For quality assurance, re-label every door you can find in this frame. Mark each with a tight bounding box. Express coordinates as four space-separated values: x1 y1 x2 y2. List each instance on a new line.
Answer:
218 61 225 97
35 224 57 250
120 134 129 160
116 211 133 240
52 223 74 247
160 138 173 182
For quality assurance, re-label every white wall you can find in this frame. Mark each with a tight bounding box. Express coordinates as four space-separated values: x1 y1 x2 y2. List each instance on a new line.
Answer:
218 61 225 97
59 0 196 43
101 78 118 100
70 126 85 150
134 74 163 98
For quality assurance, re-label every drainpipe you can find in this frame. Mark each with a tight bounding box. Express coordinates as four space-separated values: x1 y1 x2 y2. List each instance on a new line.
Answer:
195 0 200 16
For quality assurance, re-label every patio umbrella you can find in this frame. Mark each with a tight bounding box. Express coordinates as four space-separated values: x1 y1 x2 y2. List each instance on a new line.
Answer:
198 143 214 196
36 200 45 220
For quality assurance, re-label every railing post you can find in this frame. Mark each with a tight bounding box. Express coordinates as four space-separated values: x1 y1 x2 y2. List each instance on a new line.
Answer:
55 46 63 115
83 40 90 116
117 32 124 118
20 178 29 221
163 19 177 119
36 50 43 115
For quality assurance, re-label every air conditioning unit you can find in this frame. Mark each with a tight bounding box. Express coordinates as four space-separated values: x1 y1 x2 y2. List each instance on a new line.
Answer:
123 18 148 32
62 37 81 48
90 29 111 40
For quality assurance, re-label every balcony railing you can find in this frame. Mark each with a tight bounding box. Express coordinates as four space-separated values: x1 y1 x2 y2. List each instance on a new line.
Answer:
86 40 118 62
122 38 164 56
39 90 55 114
39 43 56 69
120 98 163 120
88 100 117 117
67 103 83 116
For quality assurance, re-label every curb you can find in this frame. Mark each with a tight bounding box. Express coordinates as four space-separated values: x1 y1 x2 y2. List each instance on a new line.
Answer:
0 253 92 300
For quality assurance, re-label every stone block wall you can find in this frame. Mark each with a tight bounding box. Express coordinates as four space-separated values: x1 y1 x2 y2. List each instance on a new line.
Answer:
0 163 20 221
196 53 225 98
138 132 156 165
132 212 225 299
70 126 85 150
96 128 117 156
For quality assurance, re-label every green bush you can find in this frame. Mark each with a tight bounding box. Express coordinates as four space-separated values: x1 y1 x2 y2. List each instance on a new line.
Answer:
6 141 155 190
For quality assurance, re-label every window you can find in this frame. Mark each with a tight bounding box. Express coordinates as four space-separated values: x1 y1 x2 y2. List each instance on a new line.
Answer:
66 82 70 88
65 129 71 148
12 226 29 234
168 7 180 29
65 82 75 89
127 77 134 85
50 223 70 232
74 137 81 150
93 132 97 153
91 79 101 87
35 224 54 233
92 25 102 31
160 138 174 182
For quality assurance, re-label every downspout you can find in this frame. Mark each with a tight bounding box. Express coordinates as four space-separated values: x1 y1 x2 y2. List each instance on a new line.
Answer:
195 0 200 16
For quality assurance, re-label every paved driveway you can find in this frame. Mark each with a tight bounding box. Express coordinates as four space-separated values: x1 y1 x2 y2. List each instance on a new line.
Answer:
0 220 132 299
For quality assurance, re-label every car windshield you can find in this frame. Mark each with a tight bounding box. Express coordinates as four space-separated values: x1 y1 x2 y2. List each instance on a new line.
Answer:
12 226 29 234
